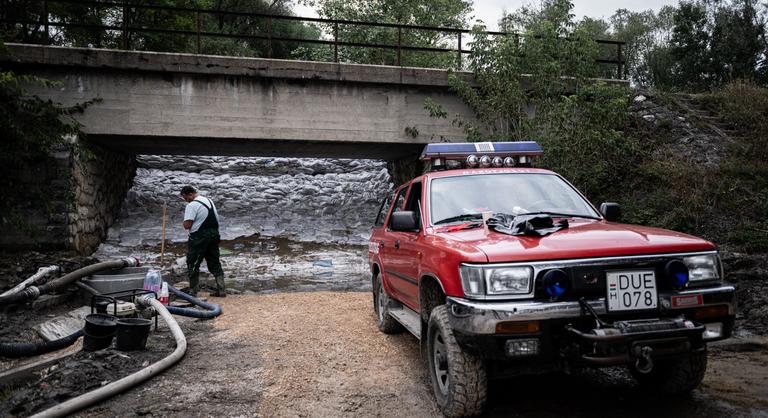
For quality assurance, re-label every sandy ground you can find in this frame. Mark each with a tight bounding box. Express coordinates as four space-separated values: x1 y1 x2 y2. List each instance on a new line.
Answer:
48 292 765 418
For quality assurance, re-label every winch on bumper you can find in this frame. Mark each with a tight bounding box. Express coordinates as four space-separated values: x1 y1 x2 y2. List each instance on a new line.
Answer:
446 284 736 368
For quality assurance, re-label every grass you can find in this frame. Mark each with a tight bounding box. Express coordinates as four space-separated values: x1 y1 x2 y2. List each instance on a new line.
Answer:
596 81 768 253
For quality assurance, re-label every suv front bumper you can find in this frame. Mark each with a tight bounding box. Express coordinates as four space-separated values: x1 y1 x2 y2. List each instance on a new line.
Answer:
446 284 736 364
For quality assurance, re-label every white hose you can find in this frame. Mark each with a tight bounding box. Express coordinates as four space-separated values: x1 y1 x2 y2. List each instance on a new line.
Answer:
30 298 187 418
0 265 59 297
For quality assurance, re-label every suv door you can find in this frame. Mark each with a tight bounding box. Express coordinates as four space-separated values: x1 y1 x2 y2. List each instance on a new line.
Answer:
378 186 409 302
382 181 424 309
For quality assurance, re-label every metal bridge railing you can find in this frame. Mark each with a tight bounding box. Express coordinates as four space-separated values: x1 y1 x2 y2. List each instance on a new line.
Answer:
0 0 626 79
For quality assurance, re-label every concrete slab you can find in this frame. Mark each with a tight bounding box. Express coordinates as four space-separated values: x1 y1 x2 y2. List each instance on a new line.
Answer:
33 306 91 341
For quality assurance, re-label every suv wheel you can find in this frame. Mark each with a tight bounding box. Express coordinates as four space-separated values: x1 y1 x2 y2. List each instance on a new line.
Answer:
631 349 707 394
373 273 404 334
427 305 487 417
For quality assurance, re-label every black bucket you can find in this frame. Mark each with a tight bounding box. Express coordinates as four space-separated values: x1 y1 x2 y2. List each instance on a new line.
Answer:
83 331 114 351
84 314 118 337
115 318 152 351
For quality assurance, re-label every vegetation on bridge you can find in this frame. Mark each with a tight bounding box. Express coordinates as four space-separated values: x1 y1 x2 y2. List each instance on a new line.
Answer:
0 40 95 237
422 0 768 252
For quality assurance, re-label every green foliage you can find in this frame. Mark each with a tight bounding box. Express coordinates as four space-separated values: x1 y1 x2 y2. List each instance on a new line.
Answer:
423 97 447 119
712 82 768 250
1 0 321 59
0 72 91 160
303 0 471 67
709 1 766 85
609 7 676 87
191 0 322 59
436 0 632 198
570 1 768 90
0 40 96 237
669 2 711 90
615 82 768 252
537 83 633 199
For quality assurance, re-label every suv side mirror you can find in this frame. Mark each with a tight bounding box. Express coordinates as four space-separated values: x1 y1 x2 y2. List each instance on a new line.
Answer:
600 202 622 222
391 211 420 231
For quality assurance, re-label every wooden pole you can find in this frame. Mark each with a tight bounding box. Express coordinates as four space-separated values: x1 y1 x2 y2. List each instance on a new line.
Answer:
160 201 167 267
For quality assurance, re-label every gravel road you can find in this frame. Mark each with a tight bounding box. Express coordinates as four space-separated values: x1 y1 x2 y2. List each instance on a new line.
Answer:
67 291 768 418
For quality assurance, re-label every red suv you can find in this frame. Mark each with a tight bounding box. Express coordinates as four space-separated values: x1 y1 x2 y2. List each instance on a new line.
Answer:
368 142 735 417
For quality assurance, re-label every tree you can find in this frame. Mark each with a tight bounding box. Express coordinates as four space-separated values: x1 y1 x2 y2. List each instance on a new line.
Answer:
0 42 91 161
1 0 321 59
709 0 766 84
609 7 676 87
437 0 632 198
669 1 711 89
303 0 472 67
0 41 96 237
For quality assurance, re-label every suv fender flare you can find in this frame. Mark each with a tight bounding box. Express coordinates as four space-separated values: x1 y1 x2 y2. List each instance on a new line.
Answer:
370 261 381 277
419 272 448 322
420 272 447 296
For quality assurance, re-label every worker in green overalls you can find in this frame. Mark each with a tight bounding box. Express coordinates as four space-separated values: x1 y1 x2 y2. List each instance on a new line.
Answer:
180 185 226 297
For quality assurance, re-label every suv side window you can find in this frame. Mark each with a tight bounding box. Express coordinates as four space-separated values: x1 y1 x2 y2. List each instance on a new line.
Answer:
404 182 423 230
387 187 408 229
374 190 394 227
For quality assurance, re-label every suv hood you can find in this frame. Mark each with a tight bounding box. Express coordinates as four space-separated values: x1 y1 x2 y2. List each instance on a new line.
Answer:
436 220 716 263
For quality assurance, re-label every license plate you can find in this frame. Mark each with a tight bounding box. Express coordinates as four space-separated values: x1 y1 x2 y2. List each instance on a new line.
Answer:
606 270 658 312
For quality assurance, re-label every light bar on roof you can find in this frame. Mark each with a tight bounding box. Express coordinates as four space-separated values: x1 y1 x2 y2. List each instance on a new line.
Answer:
420 141 543 160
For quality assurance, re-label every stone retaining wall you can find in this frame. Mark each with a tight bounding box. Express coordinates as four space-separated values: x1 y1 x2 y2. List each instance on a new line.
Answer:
0 151 71 249
69 145 137 254
0 142 136 254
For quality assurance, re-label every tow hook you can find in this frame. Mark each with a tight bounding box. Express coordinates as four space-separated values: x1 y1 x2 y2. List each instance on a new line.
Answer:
634 345 654 374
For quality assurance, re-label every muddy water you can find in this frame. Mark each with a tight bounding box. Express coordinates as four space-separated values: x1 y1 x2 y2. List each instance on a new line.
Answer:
95 235 371 294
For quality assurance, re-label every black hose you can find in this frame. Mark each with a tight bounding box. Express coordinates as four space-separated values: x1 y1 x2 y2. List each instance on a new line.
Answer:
0 329 84 359
0 257 139 307
166 285 222 319
75 281 100 296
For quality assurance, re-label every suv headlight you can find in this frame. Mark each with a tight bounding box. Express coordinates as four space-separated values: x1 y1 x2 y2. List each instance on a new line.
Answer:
682 254 722 282
459 265 533 298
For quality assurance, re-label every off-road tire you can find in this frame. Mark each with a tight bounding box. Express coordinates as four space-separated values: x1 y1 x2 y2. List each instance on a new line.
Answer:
427 305 487 417
373 273 404 334
631 349 708 394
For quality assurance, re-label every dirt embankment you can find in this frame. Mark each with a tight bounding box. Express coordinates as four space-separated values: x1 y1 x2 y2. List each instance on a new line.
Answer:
723 252 768 333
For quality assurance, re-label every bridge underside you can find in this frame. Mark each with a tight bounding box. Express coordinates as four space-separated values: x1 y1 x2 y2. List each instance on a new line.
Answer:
91 135 423 159
4 44 482 161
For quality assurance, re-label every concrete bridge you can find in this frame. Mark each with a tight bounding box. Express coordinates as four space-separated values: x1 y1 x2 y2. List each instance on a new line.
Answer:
1 43 485 252
1 43 626 253
2 43 483 160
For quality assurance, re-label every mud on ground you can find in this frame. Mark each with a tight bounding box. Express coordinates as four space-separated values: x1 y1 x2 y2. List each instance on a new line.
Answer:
0 251 96 294
66 292 767 418
2 249 767 417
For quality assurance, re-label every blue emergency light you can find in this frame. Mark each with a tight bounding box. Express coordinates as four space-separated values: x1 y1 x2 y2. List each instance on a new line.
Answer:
420 141 543 170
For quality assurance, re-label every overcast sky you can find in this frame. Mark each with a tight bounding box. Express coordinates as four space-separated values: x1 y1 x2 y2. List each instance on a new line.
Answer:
294 1 678 30
472 0 678 30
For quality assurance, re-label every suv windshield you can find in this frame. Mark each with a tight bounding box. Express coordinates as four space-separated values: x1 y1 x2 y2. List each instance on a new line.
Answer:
430 173 599 224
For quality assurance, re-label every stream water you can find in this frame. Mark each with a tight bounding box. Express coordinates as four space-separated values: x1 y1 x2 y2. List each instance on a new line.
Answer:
94 156 391 293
